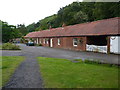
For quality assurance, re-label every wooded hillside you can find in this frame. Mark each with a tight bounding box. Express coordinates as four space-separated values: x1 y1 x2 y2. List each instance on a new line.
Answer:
26 2 119 32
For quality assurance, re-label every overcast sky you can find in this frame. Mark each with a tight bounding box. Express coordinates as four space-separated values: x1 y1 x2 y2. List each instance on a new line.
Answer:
0 0 83 26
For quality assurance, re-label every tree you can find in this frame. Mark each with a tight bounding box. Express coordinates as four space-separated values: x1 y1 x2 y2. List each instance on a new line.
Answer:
93 2 120 20
17 24 28 36
74 11 88 24
2 21 22 43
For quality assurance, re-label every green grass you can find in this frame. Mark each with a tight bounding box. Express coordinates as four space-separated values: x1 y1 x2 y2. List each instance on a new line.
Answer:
38 57 119 88
0 45 2 49
0 56 25 87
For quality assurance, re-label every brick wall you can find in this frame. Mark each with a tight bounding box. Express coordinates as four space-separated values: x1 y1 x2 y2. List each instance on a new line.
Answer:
39 36 87 51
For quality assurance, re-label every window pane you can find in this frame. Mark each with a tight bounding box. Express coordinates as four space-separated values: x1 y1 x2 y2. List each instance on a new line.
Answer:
73 38 78 46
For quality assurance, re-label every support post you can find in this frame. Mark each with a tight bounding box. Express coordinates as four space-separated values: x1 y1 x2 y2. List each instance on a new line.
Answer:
107 36 110 54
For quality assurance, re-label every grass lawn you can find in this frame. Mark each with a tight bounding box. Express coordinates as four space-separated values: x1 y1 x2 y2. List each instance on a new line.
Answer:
38 57 119 88
0 56 25 87
0 45 2 49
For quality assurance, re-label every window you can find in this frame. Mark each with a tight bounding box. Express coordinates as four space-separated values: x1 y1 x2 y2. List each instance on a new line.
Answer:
58 38 60 45
46 39 49 44
73 38 78 46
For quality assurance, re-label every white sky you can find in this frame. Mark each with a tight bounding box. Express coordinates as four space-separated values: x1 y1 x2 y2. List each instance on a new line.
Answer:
0 0 82 26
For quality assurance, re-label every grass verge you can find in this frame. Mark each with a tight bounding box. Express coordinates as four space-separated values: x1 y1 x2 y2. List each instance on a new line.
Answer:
38 57 119 88
0 56 25 87
0 45 2 50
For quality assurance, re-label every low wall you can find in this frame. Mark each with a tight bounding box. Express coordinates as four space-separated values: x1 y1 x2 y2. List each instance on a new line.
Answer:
86 44 107 53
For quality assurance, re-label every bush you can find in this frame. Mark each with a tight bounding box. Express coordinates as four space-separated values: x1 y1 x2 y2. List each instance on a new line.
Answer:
25 40 28 43
0 45 2 50
36 43 43 46
39 43 43 46
2 43 21 50
84 59 100 64
84 59 119 68
73 59 83 63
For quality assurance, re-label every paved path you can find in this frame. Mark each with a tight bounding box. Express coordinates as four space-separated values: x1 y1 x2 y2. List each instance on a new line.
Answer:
4 56 43 88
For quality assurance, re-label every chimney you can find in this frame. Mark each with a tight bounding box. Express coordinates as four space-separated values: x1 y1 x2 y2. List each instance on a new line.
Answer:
49 25 52 29
62 23 66 30
49 25 52 31
62 23 66 27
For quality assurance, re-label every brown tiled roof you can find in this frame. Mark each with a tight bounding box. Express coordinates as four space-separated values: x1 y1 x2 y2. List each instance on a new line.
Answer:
25 17 119 38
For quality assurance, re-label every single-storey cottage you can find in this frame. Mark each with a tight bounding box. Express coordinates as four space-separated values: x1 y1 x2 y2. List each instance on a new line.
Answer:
25 17 120 54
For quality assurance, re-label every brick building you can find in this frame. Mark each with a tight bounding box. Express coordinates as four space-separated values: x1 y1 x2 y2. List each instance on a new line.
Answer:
25 17 120 54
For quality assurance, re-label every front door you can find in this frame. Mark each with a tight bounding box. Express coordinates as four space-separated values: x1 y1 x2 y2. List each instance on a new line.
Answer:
50 38 53 47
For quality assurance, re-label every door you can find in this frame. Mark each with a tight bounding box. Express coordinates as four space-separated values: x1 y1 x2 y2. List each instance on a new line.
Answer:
37 38 39 44
50 38 53 47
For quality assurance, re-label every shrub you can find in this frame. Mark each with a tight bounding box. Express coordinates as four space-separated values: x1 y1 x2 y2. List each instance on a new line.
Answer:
30 38 34 42
36 43 43 46
84 59 100 64
25 40 28 43
84 59 119 68
101 64 113 67
39 43 43 46
2 43 21 50
73 59 83 63
112 64 119 68
0 45 2 50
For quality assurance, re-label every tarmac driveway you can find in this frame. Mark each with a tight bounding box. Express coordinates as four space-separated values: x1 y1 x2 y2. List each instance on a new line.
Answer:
2 44 119 64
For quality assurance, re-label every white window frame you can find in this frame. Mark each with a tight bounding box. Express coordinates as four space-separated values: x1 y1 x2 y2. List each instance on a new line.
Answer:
73 38 78 47
58 38 60 45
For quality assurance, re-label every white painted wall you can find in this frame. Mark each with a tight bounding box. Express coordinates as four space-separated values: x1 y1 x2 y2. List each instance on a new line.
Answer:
86 44 107 53
110 36 120 54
